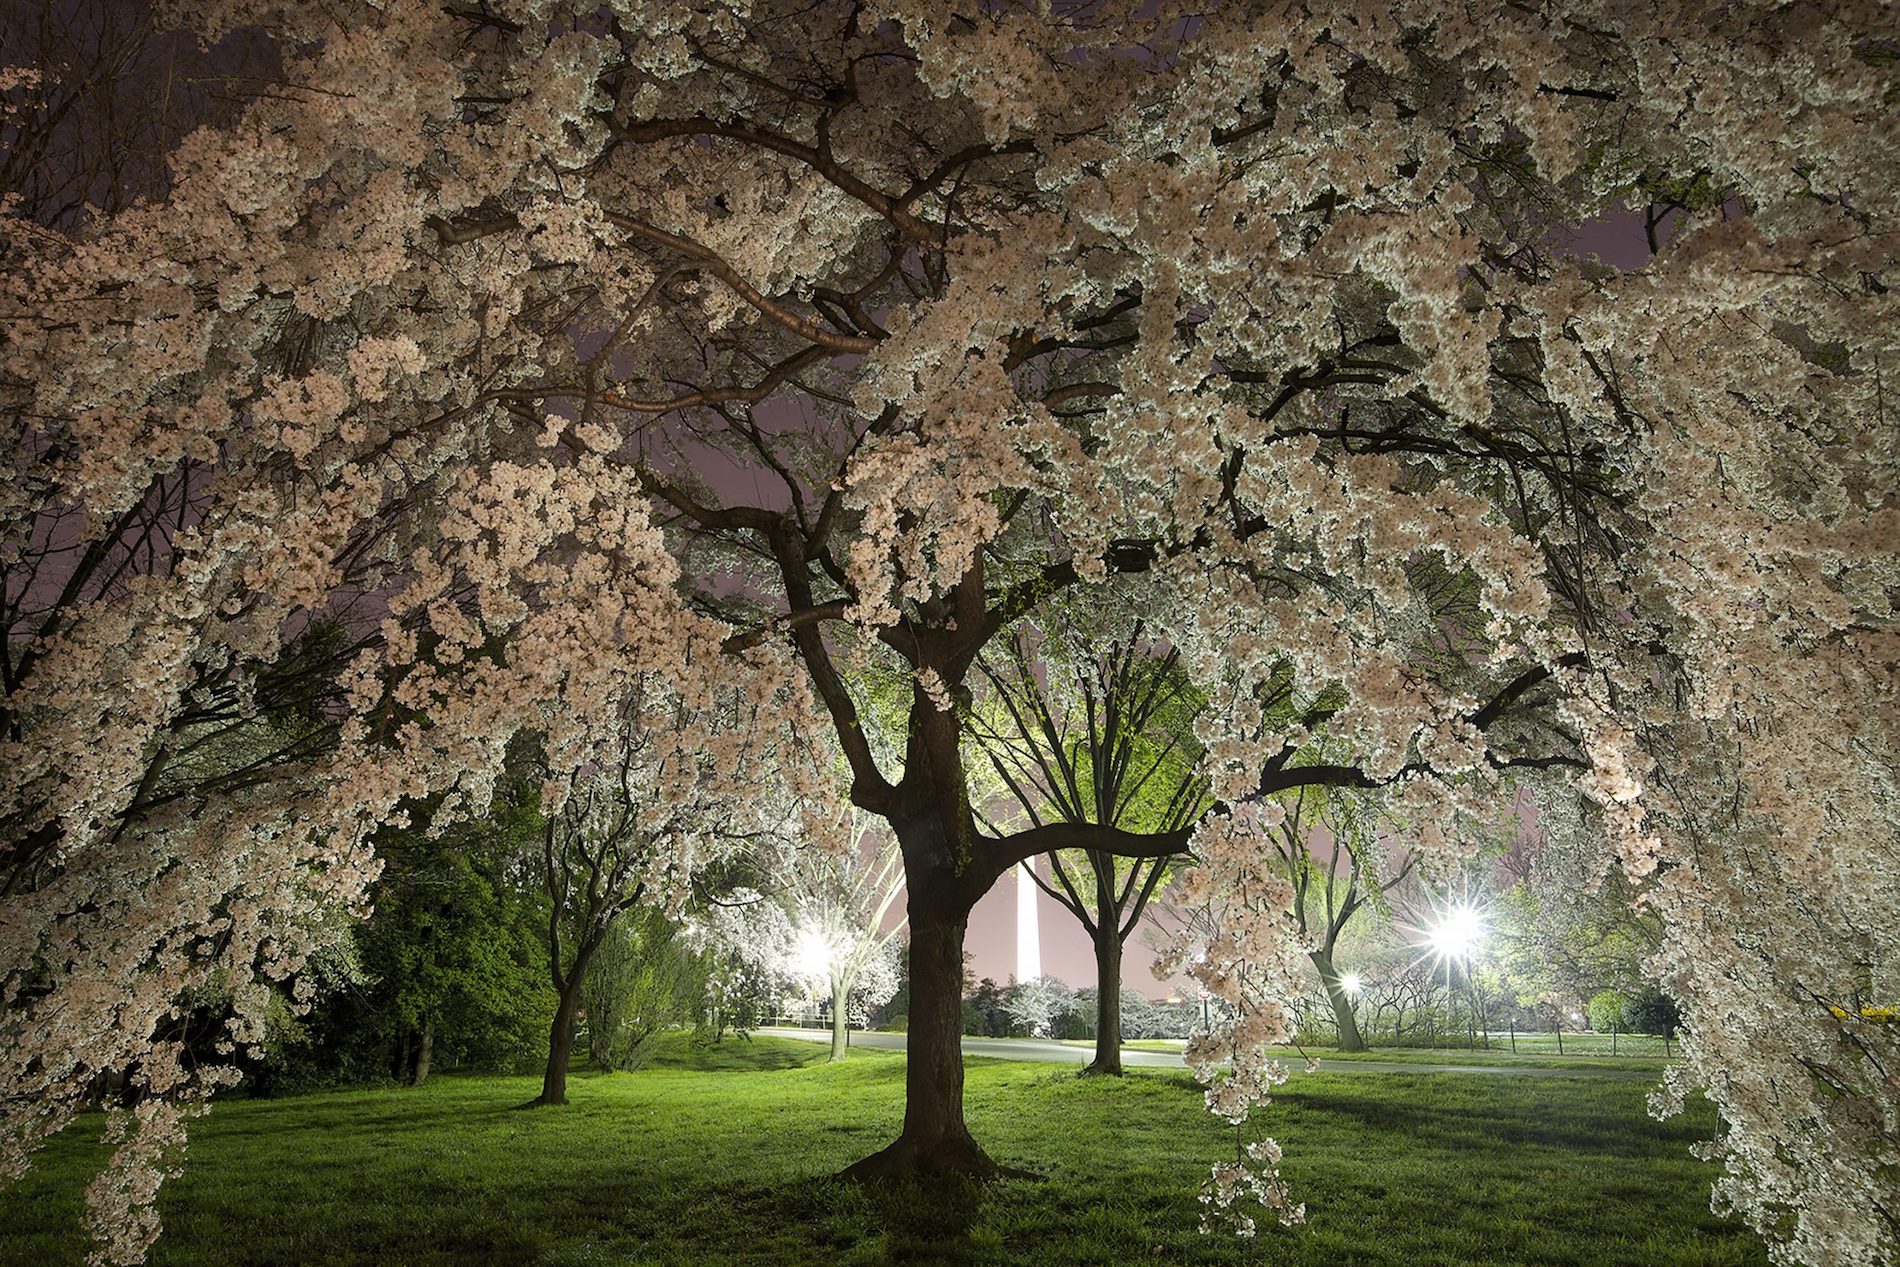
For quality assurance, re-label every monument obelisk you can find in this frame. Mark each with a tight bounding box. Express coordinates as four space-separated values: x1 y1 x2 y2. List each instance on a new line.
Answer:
1016 857 1041 982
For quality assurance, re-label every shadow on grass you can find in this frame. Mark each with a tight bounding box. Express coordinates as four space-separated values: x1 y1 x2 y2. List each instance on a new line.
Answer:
1280 1084 1679 1158
870 1176 988 1265
202 1099 529 1138
647 1039 822 1074
614 1169 990 1266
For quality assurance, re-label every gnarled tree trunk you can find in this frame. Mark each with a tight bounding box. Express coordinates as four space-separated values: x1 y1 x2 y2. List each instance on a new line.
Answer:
842 899 995 1176
840 793 1045 1181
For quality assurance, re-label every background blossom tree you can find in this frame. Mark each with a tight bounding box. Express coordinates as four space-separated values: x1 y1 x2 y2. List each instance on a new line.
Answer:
776 808 907 1062
529 668 803 1106
1 3 1894 1265
998 975 1076 1039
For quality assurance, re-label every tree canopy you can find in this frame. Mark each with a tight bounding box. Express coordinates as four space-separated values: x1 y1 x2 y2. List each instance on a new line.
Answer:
1 4 1893 1264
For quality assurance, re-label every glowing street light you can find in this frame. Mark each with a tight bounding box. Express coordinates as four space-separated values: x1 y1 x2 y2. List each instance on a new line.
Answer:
1418 901 1488 1051
793 925 836 981
1427 905 1485 961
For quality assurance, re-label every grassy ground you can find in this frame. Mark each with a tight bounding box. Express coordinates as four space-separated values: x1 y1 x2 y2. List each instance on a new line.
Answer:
1461 1032 1677 1059
2 1036 1762 1267
1056 1037 1188 1053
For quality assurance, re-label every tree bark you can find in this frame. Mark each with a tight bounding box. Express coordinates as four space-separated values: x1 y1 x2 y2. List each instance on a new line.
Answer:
529 937 599 1107
836 667 1046 1181
829 969 849 1062
412 1014 435 1086
1310 947 1367 1052
842 906 1002 1177
1085 929 1124 1075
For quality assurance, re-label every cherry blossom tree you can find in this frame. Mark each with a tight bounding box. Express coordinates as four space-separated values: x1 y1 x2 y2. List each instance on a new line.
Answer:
776 808 906 1061
999 975 1075 1039
3 3 1894 1265
529 668 801 1106
691 888 798 1037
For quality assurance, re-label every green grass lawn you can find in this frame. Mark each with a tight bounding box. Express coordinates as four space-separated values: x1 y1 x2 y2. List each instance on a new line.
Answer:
1 1036 1763 1267
1055 1036 1189 1053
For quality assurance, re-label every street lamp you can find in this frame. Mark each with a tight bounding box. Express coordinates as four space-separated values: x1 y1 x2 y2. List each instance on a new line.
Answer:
792 925 837 1029
1423 904 1487 1049
792 925 835 980
1427 905 1484 961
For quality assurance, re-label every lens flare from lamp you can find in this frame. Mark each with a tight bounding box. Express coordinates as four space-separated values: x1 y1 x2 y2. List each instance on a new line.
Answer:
793 926 833 980
1428 906 1484 959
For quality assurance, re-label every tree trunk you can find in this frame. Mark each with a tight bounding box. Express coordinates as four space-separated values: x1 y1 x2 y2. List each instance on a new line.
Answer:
537 987 582 1105
842 903 1015 1179
1085 929 1123 1075
412 1014 435 1086
839 696 1031 1181
1310 948 1367 1052
529 938 598 1107
829 970 849 1062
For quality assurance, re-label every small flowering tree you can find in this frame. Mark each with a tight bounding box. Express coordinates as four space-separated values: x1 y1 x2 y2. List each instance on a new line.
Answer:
999 976 1077 1040
775 810 907 1061
529 668 804 1106
2 3 1894 1264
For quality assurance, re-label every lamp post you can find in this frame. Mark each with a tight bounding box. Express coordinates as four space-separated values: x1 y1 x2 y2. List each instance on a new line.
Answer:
793 923 846 1052
1424 905 1486 1050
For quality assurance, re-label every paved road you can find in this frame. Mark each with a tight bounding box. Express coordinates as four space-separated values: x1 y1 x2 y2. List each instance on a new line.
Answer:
762 1029 1187 1068
757 1028 1658 1078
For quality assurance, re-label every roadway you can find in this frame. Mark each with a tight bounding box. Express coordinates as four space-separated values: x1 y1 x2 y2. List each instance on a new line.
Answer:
756 1028 1657 1077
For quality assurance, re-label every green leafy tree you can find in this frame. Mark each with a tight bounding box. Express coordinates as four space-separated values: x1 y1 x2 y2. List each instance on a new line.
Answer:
247 788 552 1093
582 908 710 1072
963 978 1011 1038
1622 987 1681 1039
968 623 1205 1072
1587 989 1628 1034
356 788 553 1085
1495 818 1663 1035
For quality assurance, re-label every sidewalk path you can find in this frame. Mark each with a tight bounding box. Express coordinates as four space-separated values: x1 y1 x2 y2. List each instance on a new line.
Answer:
757 1028 1660 1078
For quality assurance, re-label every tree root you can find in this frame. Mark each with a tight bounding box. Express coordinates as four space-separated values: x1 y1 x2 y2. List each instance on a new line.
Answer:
838 1133 1040 1183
